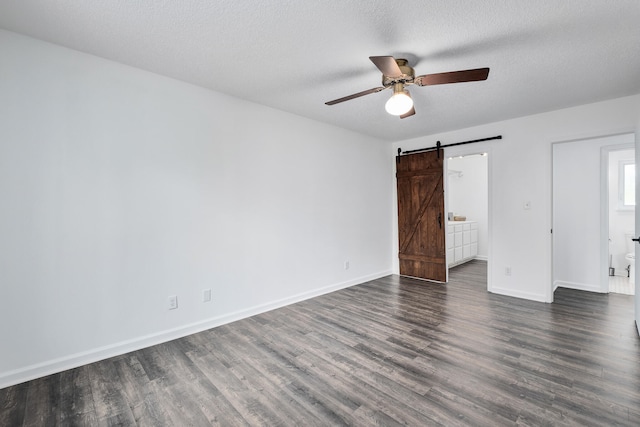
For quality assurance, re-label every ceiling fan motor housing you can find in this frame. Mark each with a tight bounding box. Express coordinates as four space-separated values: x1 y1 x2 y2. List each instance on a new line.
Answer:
382 59 415 87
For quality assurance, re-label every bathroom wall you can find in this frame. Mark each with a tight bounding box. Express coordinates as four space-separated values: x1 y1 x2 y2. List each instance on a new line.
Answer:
608 148 635 276
447 155 489 259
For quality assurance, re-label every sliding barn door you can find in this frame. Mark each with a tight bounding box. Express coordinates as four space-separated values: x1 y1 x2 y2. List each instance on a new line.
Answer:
396 150 446 282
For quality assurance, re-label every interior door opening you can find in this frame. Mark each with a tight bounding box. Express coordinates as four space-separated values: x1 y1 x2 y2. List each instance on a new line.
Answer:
607 146 636 295
552 133 635 298
446 152 489 283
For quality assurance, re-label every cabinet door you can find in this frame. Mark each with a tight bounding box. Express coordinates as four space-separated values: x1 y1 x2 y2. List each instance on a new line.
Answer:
454 247 463 262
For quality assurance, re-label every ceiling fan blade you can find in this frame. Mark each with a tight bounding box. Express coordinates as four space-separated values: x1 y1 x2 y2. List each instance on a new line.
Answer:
400 106 415 119
415 67 490 86
369 56 403 77
325 87 386 105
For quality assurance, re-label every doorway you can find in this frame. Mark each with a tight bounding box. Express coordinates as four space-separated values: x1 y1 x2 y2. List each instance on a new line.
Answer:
552 133 635 295
606 145 635 295
445 151 489 283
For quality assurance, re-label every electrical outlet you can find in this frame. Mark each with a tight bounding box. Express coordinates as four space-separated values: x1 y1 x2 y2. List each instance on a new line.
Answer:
168 295 178 310
344 261 350 270
203 289 212 302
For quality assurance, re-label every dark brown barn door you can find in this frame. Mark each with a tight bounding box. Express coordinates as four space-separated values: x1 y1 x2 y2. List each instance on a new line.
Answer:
396 150 446 282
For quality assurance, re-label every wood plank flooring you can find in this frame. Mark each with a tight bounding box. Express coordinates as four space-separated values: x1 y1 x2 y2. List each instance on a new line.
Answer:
2 260 639 426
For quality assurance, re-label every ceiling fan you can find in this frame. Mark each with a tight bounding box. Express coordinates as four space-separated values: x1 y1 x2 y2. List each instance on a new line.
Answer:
325 56 490 119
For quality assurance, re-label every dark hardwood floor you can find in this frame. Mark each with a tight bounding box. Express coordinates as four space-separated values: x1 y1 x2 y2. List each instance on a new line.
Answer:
2 261 639 426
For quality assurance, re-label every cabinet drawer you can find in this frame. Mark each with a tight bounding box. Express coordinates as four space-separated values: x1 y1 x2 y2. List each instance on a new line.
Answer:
463 230 471 244
454 224 463 232
447 233 454 249
454 232 463 247
471 229 478 244
463 223 471 231
447 225 454 234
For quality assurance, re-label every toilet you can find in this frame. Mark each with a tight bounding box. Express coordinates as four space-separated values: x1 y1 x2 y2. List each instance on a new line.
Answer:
625 232 635 284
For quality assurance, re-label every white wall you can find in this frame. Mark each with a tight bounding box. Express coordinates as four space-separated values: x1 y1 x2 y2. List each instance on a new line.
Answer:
636 112 640 335
552 134 633 293
608 148 635 276
392 94 640 303
447 155 488 259
0 30 394 387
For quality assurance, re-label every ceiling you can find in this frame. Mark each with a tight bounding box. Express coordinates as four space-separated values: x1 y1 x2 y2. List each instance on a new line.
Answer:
0 1 639 142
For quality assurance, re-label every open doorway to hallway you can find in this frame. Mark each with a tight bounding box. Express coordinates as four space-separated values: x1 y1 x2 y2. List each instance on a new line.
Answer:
552 133 635 296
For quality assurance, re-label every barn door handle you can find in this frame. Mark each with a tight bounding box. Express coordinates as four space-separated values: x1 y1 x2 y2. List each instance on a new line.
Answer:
633 237 640 243
438 213 442 229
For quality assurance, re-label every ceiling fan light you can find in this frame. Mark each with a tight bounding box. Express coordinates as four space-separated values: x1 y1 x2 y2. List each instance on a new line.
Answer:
385 90 413 116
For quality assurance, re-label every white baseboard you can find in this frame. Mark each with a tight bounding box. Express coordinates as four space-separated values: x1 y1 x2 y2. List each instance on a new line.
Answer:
554 280 607 293
0 270 392 389
488 286 548 303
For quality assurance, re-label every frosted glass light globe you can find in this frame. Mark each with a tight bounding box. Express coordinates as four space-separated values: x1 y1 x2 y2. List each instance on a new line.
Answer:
385 91 413 115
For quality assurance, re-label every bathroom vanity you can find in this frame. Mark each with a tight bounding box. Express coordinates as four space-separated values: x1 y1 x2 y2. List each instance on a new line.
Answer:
447 220 478 267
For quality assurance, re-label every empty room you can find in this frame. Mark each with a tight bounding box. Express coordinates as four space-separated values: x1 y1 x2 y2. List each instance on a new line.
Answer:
1 1 640 426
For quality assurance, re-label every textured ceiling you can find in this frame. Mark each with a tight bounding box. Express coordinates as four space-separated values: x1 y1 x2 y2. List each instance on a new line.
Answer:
0 1 639 142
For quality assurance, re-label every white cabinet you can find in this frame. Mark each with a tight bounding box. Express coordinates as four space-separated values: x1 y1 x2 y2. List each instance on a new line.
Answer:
447 221 478 267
